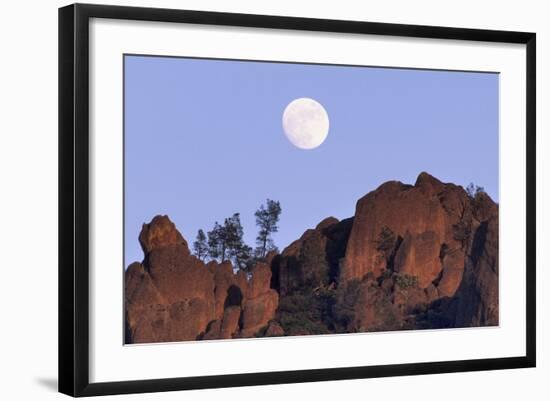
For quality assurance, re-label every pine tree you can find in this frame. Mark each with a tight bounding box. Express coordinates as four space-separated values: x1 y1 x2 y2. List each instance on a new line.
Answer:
224 213 251 269
192 229 208 261
207 221 226 261
207 213 251 268
233 242 252 271
254 199 282 258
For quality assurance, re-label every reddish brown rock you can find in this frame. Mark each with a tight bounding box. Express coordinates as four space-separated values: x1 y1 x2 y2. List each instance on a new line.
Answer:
334 172 498 331
125 262 166 338
277 227 325 296
126 215 217 343
202 320 222 341
125 262 165 306
137 216 215 310
437 248 465 297
126 173 499 342
425 284 440 303
437 267 464 298
248 262 272 299
415 171 446 196
220 306 242 339
265 321 285 337
342 278 401 332
138 215 188 254
235 270 249 298
453 216 499 326
341 173 477 285
316 216 340 230
205 260 218 274
130 298 212 343
240 261 279 337
244 292 278 336
264 250 278 266
241 289 279 337
438 183 469 216
394 230 442 288
276 217 353 296
472 192 499 222
212 261 243 320
147 247 215 307
342 175 448 282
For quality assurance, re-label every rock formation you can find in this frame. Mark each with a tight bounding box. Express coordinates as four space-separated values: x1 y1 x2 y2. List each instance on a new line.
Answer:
272 217 353 296
125 216 278 343
125 172 498 344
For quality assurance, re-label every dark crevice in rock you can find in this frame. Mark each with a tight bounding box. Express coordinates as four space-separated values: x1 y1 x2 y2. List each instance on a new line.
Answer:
470 221 488 267
387 235 403 273
439 243 449 262
269 255 281 291
224 285 243 308
324 217 354 283
431 268 444 287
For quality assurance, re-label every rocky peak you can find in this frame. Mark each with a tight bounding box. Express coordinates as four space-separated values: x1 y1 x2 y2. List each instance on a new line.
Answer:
341 173 497 285
316 216 339 231
138 215 188 254
415 171 446 196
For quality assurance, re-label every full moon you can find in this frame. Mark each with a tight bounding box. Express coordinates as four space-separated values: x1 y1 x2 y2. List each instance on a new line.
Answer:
282 98 329 150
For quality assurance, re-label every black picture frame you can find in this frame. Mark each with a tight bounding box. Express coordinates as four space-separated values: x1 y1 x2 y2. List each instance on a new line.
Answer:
59 3 536 397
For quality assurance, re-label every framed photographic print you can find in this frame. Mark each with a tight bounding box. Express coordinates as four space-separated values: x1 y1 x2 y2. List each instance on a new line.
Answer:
58 3 536 397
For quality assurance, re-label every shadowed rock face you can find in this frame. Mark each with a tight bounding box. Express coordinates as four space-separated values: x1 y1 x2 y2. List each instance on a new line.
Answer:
273 217 354 296
125 172 498 343
452 215 499 327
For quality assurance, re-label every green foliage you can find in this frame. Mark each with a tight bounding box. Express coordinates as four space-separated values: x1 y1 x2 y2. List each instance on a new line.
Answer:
199 200 283 269
453 183 487 246
395 274 418 289
375 226 396 253
467 182 491 216
277 288 336 336
207 222 225 260
372 296 401 331
254 199 282 258
192 229 208 261
207 213 251 269
333 279 362 329
233 243 253 271
466 182 485 199
381 269 393 280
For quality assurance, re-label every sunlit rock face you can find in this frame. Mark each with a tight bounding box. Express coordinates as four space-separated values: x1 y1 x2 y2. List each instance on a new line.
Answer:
335 172 498 331
125 215 277 344
343 173 452 282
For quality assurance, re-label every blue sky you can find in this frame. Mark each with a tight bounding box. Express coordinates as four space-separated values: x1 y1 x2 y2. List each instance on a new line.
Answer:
124 55 499 267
